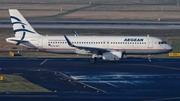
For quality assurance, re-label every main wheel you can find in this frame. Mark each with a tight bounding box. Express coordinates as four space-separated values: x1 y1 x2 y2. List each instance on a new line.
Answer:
90 57 97 63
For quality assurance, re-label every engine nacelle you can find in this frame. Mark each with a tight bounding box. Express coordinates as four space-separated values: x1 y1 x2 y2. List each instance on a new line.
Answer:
102 51 123 61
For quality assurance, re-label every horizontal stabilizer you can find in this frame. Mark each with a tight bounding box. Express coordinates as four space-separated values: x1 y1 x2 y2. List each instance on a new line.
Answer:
9 39 28 42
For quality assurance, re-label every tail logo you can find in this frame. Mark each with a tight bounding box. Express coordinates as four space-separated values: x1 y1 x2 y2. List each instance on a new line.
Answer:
10 16 35 34
10 16 35 45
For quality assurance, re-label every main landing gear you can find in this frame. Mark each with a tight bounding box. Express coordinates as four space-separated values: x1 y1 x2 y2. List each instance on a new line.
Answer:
90 57 97 63
90 54 97 63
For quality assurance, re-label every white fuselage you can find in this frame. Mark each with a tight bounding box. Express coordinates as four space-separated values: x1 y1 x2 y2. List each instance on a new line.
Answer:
6 36 172 55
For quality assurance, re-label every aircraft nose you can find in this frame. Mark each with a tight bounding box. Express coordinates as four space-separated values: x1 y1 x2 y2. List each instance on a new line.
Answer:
167 45 173 52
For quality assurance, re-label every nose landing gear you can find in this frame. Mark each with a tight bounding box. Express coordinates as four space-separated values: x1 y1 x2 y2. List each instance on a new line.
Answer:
148 54 152 63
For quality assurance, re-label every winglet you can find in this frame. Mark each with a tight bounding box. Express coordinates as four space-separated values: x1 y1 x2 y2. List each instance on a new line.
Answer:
73 30 78 36
64 35 75 47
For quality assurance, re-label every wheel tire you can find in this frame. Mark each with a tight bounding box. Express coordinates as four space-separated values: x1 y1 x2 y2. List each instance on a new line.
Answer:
90 57 97 63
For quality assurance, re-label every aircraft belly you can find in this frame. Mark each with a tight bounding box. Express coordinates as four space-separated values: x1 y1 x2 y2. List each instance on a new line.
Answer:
46 50 75 54
125 49 166 54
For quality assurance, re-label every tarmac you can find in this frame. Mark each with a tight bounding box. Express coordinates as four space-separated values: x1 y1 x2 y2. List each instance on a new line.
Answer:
0 58 180 101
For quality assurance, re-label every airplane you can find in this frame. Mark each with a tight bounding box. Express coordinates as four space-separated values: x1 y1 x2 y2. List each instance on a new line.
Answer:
6 9 173 63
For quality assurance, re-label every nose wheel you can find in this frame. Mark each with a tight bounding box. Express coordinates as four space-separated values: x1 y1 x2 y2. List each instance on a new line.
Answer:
148 54 151 63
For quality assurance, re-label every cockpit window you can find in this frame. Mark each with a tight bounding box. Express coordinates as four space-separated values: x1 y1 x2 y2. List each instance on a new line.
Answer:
158 41 167 44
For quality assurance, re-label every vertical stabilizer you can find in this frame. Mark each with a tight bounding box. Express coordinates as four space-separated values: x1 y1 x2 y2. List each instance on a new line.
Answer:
9 9 41 38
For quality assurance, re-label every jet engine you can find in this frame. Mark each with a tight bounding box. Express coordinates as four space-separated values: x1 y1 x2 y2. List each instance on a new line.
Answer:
102 51 123 61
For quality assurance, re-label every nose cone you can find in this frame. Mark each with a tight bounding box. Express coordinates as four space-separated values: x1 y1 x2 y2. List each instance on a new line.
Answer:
167 45 173 52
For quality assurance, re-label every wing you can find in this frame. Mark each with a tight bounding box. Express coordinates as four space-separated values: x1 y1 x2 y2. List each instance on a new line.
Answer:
64 35 111 54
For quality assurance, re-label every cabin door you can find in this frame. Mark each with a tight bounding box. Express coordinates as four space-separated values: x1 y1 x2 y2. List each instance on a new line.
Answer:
148 39 153 48
103 41 109 48
38 38 43 48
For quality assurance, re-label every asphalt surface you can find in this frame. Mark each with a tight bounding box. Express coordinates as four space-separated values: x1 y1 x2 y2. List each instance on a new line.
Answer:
1 21 180 29
0 58 180 101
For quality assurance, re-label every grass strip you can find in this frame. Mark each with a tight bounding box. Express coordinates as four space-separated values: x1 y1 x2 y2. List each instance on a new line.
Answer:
0 74 51 92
